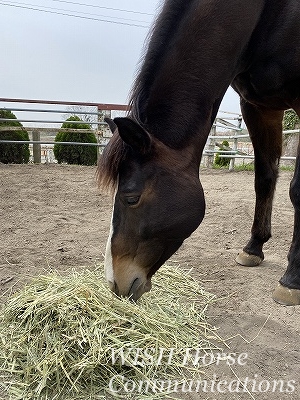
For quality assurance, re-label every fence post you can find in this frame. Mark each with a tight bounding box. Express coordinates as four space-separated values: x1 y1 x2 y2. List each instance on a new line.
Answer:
229 116 242 171
32 131 41 163
97 108 111 160
203 125 216 167
229 137 238 171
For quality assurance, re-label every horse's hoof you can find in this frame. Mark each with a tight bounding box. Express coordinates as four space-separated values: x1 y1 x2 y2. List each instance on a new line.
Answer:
272 283 300 306
236 251 263 267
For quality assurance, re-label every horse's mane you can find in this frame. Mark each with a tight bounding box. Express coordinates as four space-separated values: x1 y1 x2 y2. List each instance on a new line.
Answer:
98 0 195 191
129 0 196 124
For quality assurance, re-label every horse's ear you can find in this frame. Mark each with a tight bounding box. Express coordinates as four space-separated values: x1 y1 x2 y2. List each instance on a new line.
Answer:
114 117 151 154
104 117 117 133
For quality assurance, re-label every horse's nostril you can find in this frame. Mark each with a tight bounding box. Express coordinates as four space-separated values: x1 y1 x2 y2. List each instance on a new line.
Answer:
128 277 140 298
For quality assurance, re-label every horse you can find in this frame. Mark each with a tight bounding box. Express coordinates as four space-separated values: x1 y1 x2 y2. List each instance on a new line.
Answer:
98 0 300 305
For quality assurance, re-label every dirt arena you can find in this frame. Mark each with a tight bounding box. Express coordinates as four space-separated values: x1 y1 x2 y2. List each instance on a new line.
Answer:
1 163 299 400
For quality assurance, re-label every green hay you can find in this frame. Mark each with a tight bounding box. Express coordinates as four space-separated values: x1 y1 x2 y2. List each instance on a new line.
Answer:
0 265 223 400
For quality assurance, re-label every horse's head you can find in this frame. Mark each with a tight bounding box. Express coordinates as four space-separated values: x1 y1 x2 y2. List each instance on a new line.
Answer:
98 117 205 300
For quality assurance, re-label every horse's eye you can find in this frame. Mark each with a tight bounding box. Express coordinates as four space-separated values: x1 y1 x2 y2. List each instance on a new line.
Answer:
125 196 140 206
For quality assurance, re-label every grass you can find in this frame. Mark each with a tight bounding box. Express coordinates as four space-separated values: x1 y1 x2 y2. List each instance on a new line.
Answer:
0 265 224 400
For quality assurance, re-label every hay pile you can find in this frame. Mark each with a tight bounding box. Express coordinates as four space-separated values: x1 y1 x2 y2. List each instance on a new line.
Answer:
0 265 222 400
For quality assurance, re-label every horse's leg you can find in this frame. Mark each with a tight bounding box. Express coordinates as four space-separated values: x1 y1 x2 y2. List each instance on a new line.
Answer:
273 105 300 305
236 100 283 267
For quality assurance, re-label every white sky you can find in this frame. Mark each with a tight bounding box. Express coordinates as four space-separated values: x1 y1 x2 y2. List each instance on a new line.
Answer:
0 0 240 113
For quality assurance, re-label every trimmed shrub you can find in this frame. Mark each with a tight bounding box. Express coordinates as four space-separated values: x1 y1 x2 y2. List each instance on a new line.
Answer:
283 109 300 130
0 110 30 164
54 116 97 165
214 140 231 167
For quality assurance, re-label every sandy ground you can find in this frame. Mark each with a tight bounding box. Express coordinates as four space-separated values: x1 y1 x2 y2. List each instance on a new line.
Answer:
0 164 299 400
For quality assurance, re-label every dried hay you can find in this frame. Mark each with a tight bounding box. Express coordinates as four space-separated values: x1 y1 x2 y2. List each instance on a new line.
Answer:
0 265 223 399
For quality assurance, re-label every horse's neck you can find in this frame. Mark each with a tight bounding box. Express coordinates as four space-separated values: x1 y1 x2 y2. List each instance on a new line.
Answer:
140 0 265 149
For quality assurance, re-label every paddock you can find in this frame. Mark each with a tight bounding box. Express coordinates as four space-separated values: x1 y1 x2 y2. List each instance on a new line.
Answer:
0 163 299 399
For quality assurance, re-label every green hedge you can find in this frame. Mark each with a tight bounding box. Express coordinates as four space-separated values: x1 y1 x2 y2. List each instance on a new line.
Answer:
283 109 300 130
54 116 97 165
0 110 30 164
214 140 231 167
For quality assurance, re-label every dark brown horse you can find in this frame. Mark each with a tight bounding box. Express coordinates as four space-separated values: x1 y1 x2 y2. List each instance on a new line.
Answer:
98 0 300 305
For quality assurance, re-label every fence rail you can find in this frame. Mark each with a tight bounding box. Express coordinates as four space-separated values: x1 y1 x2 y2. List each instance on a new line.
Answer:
0 97 129 111
1 107 102 115
0 118 106 125
0 98 299 167
0 98 122 163
0 126 98 133
0 140 103 147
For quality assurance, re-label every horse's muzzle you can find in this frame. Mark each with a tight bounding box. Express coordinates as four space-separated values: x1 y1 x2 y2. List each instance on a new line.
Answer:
108 277 152 301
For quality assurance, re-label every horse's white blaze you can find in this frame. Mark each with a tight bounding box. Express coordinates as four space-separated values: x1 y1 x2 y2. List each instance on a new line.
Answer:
104 210 114 286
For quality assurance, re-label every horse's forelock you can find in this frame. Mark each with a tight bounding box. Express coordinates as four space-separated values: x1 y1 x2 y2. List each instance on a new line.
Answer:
97 133 128 192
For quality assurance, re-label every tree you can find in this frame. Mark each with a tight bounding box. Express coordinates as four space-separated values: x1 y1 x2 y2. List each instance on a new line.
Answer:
0 110 30 164
53 116 97 165
63 105 103 128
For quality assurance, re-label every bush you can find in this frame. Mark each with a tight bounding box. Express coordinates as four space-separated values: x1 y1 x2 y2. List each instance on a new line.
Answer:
214 140 231 167
0 110 30 164
283 109 300 130
53 116 98 165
